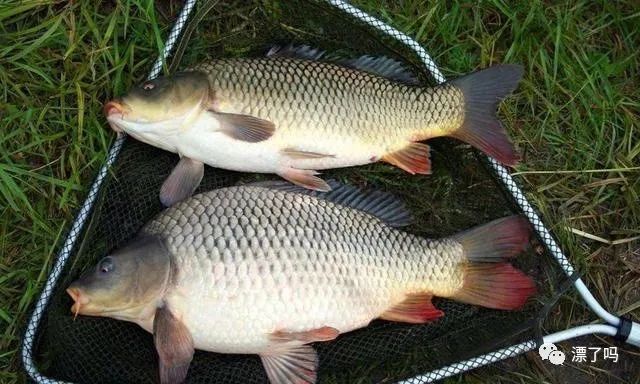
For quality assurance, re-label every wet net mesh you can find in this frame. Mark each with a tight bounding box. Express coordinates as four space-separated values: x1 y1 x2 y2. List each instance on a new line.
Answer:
29 1 570 383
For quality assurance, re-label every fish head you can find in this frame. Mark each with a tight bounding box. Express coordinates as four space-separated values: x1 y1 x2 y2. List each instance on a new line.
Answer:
104 71 210 145
67 235 171 320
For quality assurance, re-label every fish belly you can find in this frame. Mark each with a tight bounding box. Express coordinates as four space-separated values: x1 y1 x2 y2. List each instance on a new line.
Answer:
164 252 404 354
176 115 280 173
176 113 382 173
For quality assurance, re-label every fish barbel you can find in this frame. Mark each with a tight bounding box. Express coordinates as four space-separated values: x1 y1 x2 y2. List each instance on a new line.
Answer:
67 181 536 384
104 46 523 206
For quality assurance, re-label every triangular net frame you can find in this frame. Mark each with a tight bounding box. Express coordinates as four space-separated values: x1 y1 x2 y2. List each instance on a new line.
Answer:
21 1 639 383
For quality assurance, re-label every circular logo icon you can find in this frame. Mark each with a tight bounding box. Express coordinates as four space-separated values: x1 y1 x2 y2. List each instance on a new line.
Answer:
538 343 558 360
548 350 566 365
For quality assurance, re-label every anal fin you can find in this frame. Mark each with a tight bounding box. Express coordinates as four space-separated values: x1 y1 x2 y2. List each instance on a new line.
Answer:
278 167 331 192
382 142 431 175
380 292 444 324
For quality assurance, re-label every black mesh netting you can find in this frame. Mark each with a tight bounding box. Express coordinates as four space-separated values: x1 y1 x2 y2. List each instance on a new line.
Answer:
31 1 569 383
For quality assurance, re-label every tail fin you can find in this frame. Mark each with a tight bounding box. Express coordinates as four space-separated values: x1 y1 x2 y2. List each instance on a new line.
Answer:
451 216 536 310
449 64 523 166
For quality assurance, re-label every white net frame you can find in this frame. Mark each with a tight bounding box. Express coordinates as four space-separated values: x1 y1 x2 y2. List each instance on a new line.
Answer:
21 1 639 383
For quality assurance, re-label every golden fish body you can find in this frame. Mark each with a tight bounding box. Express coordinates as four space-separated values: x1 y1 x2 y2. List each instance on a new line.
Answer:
190 58 463 173
105 47 521 204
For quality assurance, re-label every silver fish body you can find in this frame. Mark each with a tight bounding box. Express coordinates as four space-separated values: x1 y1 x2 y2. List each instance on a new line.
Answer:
142 184 463 353
68 182 535 383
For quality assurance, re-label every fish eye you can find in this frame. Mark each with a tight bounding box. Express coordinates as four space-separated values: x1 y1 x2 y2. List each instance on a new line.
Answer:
98 257 114 274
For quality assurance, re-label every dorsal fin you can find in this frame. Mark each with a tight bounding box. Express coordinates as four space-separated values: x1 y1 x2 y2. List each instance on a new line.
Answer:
266 45 326 61
249 180 412 227
339 55 419 85
266 44 420 85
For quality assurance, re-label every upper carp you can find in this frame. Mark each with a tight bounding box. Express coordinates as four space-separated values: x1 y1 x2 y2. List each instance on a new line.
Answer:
104 46 523 206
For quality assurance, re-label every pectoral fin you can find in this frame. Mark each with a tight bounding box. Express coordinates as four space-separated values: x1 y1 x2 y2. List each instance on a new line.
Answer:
208 111 275 142
153 306 194 384
160 157 204 207
278 167 331 192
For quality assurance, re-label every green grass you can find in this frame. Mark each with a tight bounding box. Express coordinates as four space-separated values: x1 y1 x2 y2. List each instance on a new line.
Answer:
1 0 638 383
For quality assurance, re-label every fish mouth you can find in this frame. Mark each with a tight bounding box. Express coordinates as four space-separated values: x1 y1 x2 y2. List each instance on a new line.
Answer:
103 100 126 133
67 287 90 319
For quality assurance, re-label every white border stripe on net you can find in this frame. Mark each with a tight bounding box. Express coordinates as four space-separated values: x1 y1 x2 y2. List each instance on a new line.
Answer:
397 341 538 383
20 1 198 383
397 324 618 383
327 0 446 84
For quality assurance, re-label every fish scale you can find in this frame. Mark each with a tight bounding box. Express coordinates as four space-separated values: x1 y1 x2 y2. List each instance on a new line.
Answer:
194 58 463 149
142 185 465 353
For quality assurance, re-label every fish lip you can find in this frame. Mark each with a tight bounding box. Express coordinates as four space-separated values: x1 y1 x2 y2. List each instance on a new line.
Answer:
67 287 90 317
104 100 127 133
103 99 123 117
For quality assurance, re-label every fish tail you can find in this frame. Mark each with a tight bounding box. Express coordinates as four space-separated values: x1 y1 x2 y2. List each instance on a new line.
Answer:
448 64 523 166
450 216 536 310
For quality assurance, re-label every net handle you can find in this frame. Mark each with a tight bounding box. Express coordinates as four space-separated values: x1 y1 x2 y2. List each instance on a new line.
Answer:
397 324 619 383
